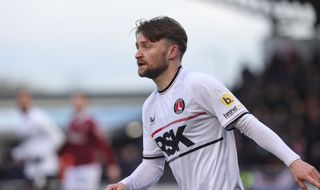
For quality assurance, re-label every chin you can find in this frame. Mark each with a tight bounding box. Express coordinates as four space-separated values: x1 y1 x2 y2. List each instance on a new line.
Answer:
138 69 148 77
138 71 145 77
138 72 153 79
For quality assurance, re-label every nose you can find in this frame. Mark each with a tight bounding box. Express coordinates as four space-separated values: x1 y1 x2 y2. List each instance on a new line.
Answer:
135 49 142 59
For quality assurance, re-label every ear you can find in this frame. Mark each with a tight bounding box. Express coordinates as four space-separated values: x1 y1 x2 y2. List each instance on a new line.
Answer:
168 45 180 60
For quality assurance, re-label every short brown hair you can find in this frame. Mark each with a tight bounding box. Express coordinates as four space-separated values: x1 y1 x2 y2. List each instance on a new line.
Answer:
135 16 188 59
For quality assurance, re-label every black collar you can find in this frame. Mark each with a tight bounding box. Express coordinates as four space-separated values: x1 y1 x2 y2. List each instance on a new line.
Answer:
158 66 182 94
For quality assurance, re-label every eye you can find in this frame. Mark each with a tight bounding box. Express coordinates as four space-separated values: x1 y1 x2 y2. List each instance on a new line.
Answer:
142 43 152 49
135 43 139 50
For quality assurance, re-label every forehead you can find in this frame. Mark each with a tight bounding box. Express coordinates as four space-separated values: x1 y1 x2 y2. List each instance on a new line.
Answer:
17 91 31 99
136 33 170 47
136 33 150 43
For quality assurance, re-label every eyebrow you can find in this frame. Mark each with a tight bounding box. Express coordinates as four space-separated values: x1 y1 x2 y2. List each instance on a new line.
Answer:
135 40 151 48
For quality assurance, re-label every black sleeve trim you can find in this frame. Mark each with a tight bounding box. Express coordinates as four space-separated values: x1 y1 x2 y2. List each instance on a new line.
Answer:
142 155 165 160
225 112 250 130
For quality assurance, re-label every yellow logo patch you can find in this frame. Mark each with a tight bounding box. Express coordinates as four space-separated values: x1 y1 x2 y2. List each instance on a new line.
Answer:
220 93 235 106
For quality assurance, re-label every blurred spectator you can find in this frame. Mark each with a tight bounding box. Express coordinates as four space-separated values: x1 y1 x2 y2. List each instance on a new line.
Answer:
249 165 296 190
59 92 121 190
234 46 320 171
11 90 65 189
117 143 141 178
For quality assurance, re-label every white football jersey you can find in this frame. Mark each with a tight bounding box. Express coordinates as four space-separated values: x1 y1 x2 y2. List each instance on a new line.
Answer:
142 67 249 190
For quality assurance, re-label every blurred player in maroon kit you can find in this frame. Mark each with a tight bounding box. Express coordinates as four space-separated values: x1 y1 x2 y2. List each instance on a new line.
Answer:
60 92 121 190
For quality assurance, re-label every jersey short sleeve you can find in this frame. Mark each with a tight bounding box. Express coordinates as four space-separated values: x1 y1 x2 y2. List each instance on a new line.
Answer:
191 72 249 129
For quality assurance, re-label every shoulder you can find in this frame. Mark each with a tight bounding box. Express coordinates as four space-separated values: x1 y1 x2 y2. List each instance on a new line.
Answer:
84 114 97 125
142 90 157 111
30 107 50 119
181 69 225 91
74 112 97 124
29 107 56 125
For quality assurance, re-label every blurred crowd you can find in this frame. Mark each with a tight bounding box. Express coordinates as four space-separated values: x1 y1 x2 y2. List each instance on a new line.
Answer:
233 46 320 189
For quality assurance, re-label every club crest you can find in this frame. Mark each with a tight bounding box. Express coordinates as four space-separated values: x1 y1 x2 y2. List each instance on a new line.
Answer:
174 98 185 114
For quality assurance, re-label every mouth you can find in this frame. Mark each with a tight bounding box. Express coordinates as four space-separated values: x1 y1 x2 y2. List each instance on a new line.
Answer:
137 60 146 67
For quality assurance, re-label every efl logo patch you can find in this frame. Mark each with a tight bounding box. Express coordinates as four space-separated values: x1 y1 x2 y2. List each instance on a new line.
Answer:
174 98 185 114
220 93 235 106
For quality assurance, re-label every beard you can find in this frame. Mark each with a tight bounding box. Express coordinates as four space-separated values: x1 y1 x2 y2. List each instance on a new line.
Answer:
138 61 169 79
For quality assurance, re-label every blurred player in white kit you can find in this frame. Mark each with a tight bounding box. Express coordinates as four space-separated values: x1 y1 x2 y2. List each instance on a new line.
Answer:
12 90 65 189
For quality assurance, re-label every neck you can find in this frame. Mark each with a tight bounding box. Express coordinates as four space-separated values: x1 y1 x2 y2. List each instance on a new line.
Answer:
154 63 181 92
20 106 30 114
75 108 85 114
